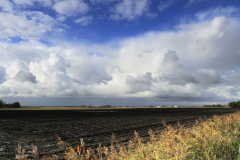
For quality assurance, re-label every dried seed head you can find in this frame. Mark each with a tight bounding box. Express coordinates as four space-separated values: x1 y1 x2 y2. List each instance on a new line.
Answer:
97 143 103 160
162 119 167 127
86 148 91 159
15 154 26 160
177 121 181 127
97 143 102 154
30 143 39 159
148 129 155 142
103 146 109 158
56 135 66 151
148 128 153 136
110 141 116 154
112 133 118 143
16 144 26 160
239 146 240 157
128 140 133 151
80 138 85 148
134 130 139 138
118 144 125 155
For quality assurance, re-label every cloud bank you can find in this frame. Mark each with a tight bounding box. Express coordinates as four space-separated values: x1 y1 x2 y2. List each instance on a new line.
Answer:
0 3 240 106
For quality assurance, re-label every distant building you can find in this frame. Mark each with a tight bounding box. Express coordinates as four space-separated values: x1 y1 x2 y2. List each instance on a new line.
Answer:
174 105 178 108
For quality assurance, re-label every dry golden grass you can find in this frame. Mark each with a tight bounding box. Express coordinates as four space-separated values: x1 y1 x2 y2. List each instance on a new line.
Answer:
15 111 240 160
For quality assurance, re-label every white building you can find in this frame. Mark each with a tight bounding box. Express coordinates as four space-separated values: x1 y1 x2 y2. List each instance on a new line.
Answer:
174 105 178 108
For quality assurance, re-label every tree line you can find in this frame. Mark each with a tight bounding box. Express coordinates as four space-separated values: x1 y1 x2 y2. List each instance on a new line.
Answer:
203 101 240 108
228 101 240 108
0 100 21 108
203 104 226 108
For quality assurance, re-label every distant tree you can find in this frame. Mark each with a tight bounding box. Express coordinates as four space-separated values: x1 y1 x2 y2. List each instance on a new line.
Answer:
228 101 237 108
12 102 21 108
0 100 3 108
237 101 240 107
0 100 9 108
203 105 207 108
101 105 112 108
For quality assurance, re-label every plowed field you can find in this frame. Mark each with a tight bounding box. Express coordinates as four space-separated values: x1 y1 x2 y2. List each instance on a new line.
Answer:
0 108 239 159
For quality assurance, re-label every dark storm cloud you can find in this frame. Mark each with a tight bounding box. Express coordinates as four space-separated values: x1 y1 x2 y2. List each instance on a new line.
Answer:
14 71 37 83
163 50 179 62
126 72 153 94
225 72 240 85
163 50 182 71
176 71 198 84
153 87 217 100
68 63 113 85
0 66 6 84
160 68 225 89
226 87 239 96
160 68 224 87
159 76 186 86
195 69 222 86
160 70 199 86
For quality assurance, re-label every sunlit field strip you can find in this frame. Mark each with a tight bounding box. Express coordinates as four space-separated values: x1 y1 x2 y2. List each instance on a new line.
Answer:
13 109 240 160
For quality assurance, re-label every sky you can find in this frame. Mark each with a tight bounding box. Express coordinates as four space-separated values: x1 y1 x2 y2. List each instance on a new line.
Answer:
0 0 240 106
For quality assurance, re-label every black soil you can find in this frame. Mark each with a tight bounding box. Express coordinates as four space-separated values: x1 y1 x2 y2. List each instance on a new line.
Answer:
0 108 239 159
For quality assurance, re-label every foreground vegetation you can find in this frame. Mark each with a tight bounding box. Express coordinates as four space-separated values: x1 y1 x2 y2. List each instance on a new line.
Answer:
14 110 240 160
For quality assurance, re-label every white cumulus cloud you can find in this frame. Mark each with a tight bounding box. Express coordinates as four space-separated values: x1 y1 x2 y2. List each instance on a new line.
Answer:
75 16 93 26
158 0 175 12
52 0 89 18
0 0 14 12
0 11 62 40
12 0 33 6
110 0 149 21
0 7 240 105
